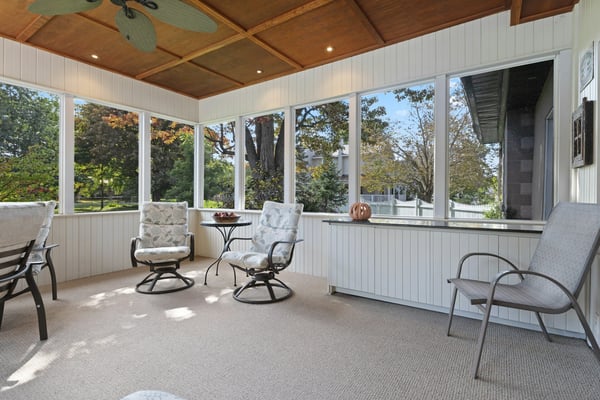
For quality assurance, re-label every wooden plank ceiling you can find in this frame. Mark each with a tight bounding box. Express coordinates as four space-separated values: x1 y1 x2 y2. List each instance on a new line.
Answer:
2 0 578 99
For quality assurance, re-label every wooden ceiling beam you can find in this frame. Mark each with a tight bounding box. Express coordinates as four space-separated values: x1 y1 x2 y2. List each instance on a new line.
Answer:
247 0 335 35
510 0 523 25
137 0 333 80
136 34 245 80
344 0 384 45
516 0 579 24
16 15 52 42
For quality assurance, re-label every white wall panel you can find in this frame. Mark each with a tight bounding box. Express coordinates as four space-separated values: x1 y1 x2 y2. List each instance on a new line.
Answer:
464 19 482 68
408 36 423 80
0 39 4 76
50 54 65 90
481 14 499 64
36 50 53 87
4 39 21 80
20 45 36 83
449 23 466 72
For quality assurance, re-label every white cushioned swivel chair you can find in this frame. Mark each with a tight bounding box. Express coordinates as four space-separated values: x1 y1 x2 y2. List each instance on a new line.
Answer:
131 201 195 294
221 201 303 304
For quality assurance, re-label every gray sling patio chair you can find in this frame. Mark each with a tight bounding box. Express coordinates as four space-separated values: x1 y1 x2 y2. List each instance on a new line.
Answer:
447 202 600 379
131 201 195 294
221 201 303 304
0 202 48 340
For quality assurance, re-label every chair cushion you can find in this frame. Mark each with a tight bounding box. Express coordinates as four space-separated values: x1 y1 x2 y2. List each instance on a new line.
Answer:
250 201 303 261
221 250 287 270
134 246 190 263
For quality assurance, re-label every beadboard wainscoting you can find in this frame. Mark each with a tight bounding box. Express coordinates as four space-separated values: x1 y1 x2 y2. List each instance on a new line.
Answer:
326 220 589 338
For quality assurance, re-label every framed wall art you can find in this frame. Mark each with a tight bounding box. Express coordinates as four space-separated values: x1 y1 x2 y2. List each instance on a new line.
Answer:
579 42 594 92
572 97 594 168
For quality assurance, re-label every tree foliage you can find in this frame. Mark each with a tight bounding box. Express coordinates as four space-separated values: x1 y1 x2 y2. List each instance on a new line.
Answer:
243 114 285 209
0 84 59 201
75 103 138 209
203 122 235 208
369 84 496 204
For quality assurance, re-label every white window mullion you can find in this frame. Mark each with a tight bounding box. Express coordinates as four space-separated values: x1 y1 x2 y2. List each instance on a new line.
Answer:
59 94 75 214
283 106 294 203
348 93 360 205
194 123 204 208
433 74 449 219
139 111 151 205
234 115 245 210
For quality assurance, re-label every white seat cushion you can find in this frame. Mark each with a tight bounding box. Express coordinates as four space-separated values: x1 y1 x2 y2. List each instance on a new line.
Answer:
221 250 287 270
134 246 190 263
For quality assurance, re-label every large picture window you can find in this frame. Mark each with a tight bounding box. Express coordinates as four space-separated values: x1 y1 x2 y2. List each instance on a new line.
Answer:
0 84 59 202
203 121 235 208
360 83 435 217
449 60 554 220
295 100 349 213
244 112 285 210
150 116 194 203
74 100 138 212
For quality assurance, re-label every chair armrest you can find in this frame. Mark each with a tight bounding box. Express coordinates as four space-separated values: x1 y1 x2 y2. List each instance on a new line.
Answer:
130 237 141 267
267 239 304 269
187 232 195 261
449 252 521 283
0 267 29 283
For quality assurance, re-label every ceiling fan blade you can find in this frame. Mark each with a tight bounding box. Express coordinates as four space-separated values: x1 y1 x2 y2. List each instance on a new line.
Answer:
142 0 217 33
29 0 102 15
115 8 157 52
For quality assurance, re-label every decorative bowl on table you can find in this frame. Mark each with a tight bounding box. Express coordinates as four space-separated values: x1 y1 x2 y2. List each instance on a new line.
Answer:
212 212 241 223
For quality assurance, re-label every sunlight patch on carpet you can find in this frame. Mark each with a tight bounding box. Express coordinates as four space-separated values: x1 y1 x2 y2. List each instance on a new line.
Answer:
164 307 195 321
1 350 58 392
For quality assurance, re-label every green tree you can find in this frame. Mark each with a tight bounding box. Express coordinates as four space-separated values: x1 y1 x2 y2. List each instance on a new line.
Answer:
244 114 285 209
150 118 193 201
0 84 59 201
387 85 495 204
164 133 195 204
75 103 138 210
295 102 349 211
203 122 235 208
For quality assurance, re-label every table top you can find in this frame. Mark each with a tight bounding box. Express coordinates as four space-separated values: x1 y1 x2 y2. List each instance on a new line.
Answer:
200 219 252 228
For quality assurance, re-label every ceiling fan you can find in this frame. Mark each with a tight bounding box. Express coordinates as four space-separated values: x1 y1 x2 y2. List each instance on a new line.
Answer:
28 0 218 52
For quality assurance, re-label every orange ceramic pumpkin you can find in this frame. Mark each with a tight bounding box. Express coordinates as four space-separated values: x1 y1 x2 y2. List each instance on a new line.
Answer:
349 202 372 221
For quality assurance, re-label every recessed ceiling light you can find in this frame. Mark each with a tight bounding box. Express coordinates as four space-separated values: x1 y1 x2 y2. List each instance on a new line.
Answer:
256 69 263 74
91 54 99 59
326 46 334 53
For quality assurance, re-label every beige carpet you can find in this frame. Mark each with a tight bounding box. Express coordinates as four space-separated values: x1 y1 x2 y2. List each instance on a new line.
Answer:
1 258 599 400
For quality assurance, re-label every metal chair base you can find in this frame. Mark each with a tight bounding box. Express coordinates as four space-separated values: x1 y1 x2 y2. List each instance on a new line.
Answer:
135 268 194 294
232 272 292 304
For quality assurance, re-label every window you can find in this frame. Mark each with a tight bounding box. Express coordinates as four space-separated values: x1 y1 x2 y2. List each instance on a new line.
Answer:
203 121 235 208
295 100 349 212
0 84 59 202
449 60 554 220
244 112 284 210
74 100 138 212
150 116 194 203
360 83 435 217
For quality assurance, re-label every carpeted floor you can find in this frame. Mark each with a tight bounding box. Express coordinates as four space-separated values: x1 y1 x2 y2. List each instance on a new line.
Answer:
1 258 599 400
